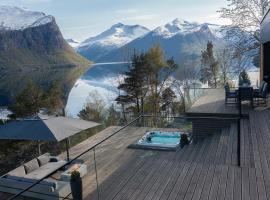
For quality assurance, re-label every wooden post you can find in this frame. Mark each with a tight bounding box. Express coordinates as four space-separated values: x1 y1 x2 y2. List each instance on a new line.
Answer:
66 138 70 161
260 44 264 82
237 118 241 167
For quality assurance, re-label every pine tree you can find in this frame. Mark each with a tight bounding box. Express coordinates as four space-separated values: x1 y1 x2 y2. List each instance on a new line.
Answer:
117 53 148 115
105 104 119 126
9 80 44 117
116 45 177 117
200 41 219 88
161 87 177 116
43 82 64 114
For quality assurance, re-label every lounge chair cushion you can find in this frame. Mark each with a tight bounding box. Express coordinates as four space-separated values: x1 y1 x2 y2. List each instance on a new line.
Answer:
7 166 26 177
24 159 39 174
37 153 51 166
5 174 58 188
24 161 67 180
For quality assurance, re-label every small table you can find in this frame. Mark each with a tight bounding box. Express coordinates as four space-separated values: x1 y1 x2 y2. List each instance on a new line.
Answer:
60 164 87 182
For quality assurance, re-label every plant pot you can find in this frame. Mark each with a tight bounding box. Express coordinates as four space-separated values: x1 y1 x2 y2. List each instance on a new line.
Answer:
70 178 82 200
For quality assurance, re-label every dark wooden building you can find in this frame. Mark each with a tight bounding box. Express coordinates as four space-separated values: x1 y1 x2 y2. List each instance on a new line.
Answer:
261 7 270 83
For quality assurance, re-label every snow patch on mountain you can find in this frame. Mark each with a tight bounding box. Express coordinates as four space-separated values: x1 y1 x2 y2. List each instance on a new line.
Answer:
152 18 222 38
66 38 80 48
78 23 150 49
0 5 53 30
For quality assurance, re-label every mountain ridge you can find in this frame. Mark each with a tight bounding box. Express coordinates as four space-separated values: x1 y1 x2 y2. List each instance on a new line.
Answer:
77 23 150 61
0 5 53 30
96 19 225 64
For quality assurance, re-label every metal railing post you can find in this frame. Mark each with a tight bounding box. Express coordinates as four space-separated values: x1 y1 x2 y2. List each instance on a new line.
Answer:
183 87 186 113
93 147 100 200
238 88 242 117
237 118 241 167
237 88 241 167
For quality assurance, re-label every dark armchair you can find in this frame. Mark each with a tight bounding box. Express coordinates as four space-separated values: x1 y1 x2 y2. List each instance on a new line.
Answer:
253 81 266 96
238 87 254 108
225 83 238 104
254 82 268 106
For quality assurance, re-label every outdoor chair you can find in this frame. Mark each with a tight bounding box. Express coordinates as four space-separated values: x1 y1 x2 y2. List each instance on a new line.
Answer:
254 81 266 96
254 82 268 106
238 87 254 108
224 83 238 104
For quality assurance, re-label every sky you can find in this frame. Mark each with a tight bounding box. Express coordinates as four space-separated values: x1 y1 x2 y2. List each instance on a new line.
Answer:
1 0 229 41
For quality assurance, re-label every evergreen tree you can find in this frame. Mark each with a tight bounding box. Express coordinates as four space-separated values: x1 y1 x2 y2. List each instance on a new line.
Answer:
116 45 177 117
200 41 219 88
144 45 177 116
161 87 177 116
117 53 148 115
43 82 64 114
239 69 251 86
10 80 44 118
105 104 119 126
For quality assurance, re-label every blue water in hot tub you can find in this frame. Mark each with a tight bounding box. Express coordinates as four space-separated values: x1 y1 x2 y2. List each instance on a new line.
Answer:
138 131 181 147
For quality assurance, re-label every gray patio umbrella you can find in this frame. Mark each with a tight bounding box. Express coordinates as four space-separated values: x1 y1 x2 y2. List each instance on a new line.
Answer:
0 114 100 161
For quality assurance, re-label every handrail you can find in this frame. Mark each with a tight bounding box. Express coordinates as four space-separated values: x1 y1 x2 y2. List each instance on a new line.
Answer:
8 115 142 200
142 115 240 120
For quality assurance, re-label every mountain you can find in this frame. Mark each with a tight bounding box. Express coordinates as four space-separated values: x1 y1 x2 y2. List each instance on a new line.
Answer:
97 19 225 64
0 6 91 106
77 23 150 61
66 38 80 48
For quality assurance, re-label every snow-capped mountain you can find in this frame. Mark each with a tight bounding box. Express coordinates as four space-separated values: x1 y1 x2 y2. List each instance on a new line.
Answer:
98 19 225 64
0 5 90 105
77 23 150 61
152 19 221 38
66 38 80 48
0 5 53 30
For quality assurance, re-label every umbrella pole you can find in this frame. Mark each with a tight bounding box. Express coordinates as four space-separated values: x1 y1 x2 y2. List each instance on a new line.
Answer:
38 141 41 156
66 138 70 161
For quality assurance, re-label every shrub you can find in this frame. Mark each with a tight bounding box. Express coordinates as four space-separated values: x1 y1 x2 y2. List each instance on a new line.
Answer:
71 170 81 181
239 70 251 86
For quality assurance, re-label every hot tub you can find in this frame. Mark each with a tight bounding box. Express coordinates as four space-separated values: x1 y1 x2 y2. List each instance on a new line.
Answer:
129 131 184 151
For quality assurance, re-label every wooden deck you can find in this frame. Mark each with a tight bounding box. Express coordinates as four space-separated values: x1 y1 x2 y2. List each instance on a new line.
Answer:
3 108 270 200
84 109 270 200
186 89 250 117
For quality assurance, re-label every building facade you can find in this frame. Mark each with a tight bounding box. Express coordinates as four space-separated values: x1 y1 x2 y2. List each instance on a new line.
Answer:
261 8 270 83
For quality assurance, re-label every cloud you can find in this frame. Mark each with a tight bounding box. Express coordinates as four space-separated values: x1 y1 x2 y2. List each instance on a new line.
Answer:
124 14 159 21
62 25 96 31
19 0 52 4
114 9 138 14
197 13 231 25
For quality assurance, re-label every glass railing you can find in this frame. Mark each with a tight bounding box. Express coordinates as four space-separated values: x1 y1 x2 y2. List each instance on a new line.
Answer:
183 86 207 112
183 87 233 113
3 114 241 200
